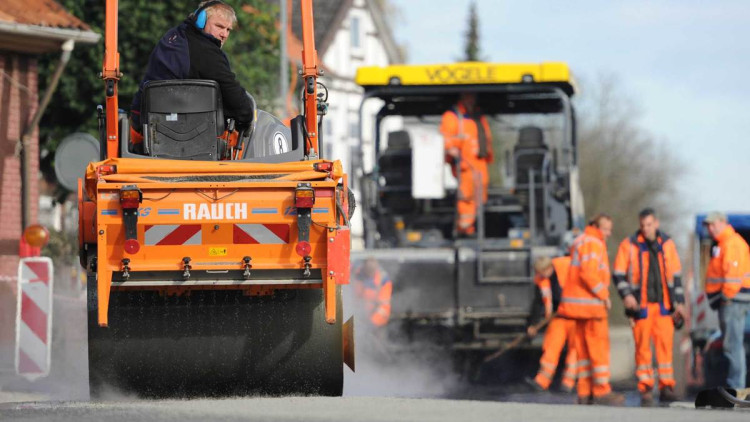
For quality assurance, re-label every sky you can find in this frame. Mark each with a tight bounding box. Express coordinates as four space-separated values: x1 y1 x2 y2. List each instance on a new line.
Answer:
389 0 750 224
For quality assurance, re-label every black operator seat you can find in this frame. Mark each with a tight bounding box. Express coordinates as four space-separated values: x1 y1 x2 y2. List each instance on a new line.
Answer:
378 130 415 214
514 125 548 185
379 130 412 187
142 79 225 161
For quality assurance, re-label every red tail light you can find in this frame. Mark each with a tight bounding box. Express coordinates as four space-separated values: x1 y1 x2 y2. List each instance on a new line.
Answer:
97 164 117 177
295 184 315 208
314 162 333 172
120 185 142 209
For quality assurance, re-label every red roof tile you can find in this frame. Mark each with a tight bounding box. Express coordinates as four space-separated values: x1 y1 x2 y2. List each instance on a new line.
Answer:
0 0 90 31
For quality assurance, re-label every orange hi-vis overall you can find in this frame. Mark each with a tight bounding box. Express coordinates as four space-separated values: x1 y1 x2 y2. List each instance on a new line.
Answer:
440 103 494 235
557 226 612 400
534 256 578 391
613 230 683 393
354 267 393 327
706 225 750 306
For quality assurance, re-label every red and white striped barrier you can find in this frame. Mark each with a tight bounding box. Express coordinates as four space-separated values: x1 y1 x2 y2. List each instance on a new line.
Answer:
15 257 53 381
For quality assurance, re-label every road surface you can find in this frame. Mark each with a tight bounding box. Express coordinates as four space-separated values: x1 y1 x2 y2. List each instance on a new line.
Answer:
0 396 747 422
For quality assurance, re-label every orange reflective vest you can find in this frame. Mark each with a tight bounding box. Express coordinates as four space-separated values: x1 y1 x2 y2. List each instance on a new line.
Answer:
354 267 393 327
440 103 494 165
535 256 572 313
613 230 684 307
558 226 610 319
553 256 571 290
706 225 750 304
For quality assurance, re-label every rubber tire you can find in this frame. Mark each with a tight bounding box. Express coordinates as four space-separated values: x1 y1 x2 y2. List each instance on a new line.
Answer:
347 187 356 221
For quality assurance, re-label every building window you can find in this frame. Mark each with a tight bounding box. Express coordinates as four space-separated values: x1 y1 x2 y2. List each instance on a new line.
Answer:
350 16 360 49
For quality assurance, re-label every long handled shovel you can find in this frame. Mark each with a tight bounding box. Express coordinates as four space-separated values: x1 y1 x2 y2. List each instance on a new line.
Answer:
483 313 556 364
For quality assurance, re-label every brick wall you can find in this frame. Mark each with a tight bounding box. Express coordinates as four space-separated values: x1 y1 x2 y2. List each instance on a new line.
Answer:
0 51 39 362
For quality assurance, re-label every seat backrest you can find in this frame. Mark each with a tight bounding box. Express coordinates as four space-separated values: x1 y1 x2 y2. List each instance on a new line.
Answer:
386 130 411 150
514 125 548 185
142 79 224 161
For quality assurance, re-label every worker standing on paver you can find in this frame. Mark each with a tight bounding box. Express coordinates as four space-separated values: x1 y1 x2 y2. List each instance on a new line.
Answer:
527 256 578 392
558 214 625 405
440 93 494 236
613 208 685 405
703 212 750 389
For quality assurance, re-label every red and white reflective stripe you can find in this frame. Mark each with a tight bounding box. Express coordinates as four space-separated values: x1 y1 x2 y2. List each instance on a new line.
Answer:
233 224 290 244
697 310 706 323
15 257 53 381
144 225 202 245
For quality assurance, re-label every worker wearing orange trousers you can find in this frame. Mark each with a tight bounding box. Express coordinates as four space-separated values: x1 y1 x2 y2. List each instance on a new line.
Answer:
440 93 494 235
558 214 625 406
703 212 750 389
529 256 578 392
614 208 685 405
353 258 393 327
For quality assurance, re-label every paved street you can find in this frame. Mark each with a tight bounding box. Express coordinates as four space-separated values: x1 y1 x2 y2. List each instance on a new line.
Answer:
1 396 747 422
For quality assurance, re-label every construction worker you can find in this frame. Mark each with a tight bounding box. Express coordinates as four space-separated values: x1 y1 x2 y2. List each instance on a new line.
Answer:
440 93 494 236
703 211 750 389
353 257 393 328
130 1 254 150
613 208 685 405
527 255 578 392
558 214 625 405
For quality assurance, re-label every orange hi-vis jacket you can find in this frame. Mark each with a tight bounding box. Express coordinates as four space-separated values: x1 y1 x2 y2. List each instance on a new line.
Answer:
613 230 684 307
440 103 495 167
354 267 393 327
535 256 572 314
558 226 610 319
440 103 494 234
706 225 750 305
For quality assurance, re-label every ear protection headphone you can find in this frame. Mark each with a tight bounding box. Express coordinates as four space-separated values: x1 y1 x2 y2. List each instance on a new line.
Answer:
191 1 224 29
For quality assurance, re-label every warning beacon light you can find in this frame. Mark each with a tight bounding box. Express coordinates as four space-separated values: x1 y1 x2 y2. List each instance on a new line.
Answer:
23 224 49 248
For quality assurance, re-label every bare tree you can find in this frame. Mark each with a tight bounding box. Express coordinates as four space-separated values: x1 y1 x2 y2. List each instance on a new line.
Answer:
577 74 686 247
575 74 687 324
370 0 408 61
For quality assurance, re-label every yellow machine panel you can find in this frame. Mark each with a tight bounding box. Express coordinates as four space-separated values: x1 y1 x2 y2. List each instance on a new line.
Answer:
356 62 574 89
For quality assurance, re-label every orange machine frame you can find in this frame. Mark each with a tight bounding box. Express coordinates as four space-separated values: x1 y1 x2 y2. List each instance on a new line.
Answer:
91 0 347 328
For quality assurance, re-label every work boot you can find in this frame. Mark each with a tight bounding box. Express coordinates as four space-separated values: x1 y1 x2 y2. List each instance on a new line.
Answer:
640 390 654 407
560 384 574 394
524 377 545 392
659 386 679 403
576 395 592 405
592 392 626 406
